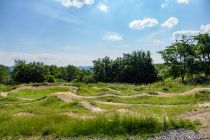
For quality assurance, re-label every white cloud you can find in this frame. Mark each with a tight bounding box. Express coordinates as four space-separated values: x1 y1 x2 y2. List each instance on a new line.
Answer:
129 18 158 30
200 24 210 33
176 0 190 4
103 34 123 41
97 3 109 12
172 30 200 40
59 0 94 8
162 17 179 28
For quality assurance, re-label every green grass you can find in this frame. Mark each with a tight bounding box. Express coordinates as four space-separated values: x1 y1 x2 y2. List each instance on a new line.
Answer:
0 112 198 138
75 81 209 96
195 91 210 102
96 91 210 105
0 85 16 92
8 87 70 99
95 103 199 118
0 83 208 138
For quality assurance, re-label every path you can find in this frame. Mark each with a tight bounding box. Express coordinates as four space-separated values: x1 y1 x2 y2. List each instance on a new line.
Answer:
180 109 210 137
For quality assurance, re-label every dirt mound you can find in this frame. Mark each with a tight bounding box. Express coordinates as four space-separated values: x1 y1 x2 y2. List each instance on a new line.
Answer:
117 108 136 114
14 112 35 117
81 101 105 112
63 112 94 120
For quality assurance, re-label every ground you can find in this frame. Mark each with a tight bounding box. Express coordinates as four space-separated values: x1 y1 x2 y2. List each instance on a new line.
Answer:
0 82 209 139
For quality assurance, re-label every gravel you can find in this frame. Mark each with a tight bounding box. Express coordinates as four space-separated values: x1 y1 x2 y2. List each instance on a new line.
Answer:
148 129 208 140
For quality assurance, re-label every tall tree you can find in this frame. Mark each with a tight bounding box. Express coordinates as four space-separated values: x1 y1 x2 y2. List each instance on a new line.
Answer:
194 33 210 76
159 35 194 82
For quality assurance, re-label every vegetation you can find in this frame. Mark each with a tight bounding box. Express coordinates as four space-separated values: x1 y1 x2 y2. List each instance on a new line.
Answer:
159 33 210 83
0 93 200 139
0 111 197 138
8 87 70 99
0 33 210 138
0 85 16 92
93 51 157 84
75 81 207 96
0 65 10 84
96 91 210 105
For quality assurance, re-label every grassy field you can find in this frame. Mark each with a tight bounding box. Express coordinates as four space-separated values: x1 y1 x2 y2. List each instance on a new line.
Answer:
0 82 209 139
8 87 71 99
0 85 16 92
75 81 209 96
95 91 210 105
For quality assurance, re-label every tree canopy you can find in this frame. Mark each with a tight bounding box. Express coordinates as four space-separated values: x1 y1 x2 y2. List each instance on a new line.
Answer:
159 33 210 83
93 50 158 84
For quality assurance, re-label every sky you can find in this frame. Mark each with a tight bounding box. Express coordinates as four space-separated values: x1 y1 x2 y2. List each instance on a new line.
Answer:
0 0 210 66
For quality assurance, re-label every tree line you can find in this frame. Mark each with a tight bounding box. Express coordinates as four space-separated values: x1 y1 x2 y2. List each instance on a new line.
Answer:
10 60 93 84
0 33 209 85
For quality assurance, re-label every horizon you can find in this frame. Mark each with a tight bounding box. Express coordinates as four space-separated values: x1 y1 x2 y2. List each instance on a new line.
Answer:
0 0 210 66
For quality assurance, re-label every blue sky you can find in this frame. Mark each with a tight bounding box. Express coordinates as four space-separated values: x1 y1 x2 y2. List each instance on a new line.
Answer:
0 0 210 66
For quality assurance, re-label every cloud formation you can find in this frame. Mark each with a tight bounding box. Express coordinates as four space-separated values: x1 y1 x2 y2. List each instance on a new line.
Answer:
103 34 123 41
59 0 94 8
200 24 210 33
162 17 179 28
97 3 109 12
129 18 158 30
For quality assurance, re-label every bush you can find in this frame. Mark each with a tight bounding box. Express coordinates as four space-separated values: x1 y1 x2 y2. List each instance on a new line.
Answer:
47 75 56 83
189 76 210 85
82 75 95 83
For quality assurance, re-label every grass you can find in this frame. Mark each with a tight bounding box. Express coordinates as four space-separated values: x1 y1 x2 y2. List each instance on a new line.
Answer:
0 85 16 92
0 83 209 138
8 87 70 99
0 112 198 138
75 81 208 96
95 91 210 105
95 103 199 118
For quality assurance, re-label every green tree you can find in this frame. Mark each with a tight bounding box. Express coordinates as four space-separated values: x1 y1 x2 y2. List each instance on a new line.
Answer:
0 65 10 84
194 33 210 76
12 60 49 83
92 51 157 84
159 36 194 83
65 65 80 82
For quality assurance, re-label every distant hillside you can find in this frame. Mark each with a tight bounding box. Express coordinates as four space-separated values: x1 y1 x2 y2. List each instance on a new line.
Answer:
8 66 14 73
78 66 92 70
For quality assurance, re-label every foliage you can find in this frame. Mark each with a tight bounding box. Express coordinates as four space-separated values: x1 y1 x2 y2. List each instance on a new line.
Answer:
11 60 92 84
159 33 210 82
93 51 158 84
0 65 10 84
12 60 49 83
